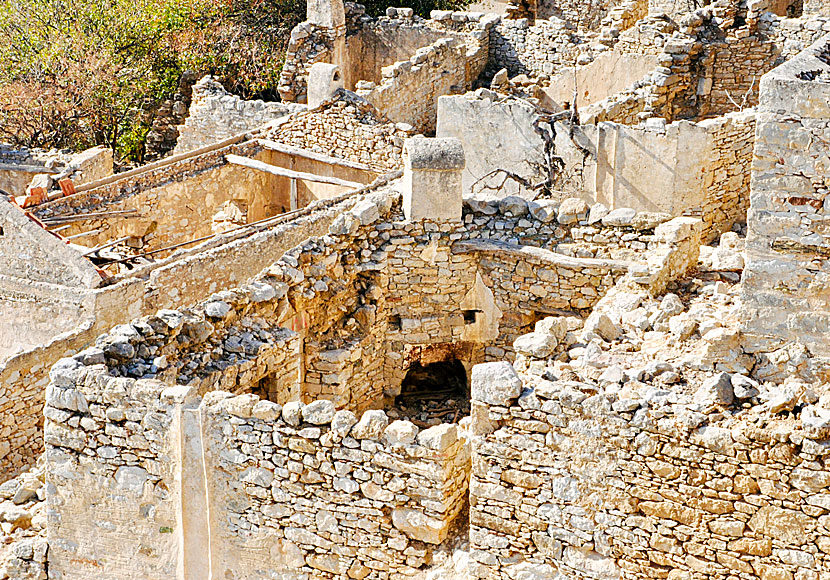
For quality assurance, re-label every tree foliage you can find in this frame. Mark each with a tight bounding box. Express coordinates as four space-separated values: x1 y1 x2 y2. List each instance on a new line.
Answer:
0 0 468 161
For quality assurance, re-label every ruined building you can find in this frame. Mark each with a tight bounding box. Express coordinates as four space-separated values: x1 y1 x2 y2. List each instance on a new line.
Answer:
4 0 830 577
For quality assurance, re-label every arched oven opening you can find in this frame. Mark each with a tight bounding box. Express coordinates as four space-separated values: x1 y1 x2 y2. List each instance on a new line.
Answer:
393 357 469 428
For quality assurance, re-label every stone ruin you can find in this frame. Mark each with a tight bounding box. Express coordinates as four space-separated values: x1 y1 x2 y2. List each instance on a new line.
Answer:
4 0 830 578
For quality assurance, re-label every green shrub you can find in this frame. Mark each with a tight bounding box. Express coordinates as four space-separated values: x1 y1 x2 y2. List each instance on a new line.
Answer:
0 0 470 161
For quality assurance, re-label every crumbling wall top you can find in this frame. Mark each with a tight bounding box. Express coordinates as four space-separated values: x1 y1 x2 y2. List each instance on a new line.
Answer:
403 137 466 171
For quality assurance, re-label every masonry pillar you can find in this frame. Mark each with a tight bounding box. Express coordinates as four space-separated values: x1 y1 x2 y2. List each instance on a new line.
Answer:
307 0 350 90
402 137 465 222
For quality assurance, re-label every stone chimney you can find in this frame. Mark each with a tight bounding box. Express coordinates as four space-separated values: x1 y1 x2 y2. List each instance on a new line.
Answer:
402 137 465 222
308 63 344 109
307 0 345 28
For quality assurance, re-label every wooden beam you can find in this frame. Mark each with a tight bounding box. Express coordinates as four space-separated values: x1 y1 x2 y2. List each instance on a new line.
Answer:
225 154 364 189
257 139 374 173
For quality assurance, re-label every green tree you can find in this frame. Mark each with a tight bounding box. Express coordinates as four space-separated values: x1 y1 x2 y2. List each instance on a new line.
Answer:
0 0 470 161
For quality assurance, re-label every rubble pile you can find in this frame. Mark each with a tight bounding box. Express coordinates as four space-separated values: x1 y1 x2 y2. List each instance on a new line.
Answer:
0 462 46 580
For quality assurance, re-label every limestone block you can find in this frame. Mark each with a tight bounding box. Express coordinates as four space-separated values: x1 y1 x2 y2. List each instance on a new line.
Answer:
351 410 389 440
416 424 458 451
584 313 620 342
693 373 734 407
302 400 336 424
602 207 636 226
307 0 345 28
402 138 465 222
331 409 358 437
383 420 419 446
557 198 589 225
471 362 522 406
392 508 449 544
513 332 557 358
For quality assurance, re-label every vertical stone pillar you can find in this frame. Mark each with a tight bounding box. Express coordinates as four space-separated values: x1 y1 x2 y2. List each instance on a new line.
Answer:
307 63 345 109
307 0 345 28
307 0 350 90
402 137 465 222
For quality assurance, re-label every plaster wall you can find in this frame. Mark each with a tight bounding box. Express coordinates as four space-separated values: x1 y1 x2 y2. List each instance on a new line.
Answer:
0 169 40 197
437 94 549 200
0 200 103 288
544 51 660 109
438 93 754 241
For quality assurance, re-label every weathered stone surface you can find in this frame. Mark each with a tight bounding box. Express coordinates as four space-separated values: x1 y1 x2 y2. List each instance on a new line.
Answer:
350 410 389 440
471 362 522 406
301 400 336 425
693 372 734 407
392 508 449 544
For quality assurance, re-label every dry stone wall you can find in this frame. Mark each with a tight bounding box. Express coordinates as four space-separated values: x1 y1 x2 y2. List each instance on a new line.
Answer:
699 112 756 238
200 393 470 579
44 353 471 580
469 358 830 580
357 37 468 133
269 94 414 173
45 371 187 580
173 77 305 155
743 34 830 361
279 22 341 103
0 277 143 482
425 11 499 85
348 13 459 86
489 18 589 76
696 35 780 119
40 166 708 578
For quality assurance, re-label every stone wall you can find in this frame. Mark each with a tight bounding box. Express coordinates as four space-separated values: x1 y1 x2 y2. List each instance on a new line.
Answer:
437 93 550 200
200 395 470 579
468 357 830 579
42 179 704 579
173 77 304 155
0 188 375 482
575 112 755 242
426 11 499 86
602 0 649 34
0 199 103 289
32 140 270 252
537 0 613 29
348 14 457 87
804 0 830 15
280 7 494 107
69 182 680 404
139 188 367 314
743 34 830 360
0 145 113 197
696 35 781 119
438 91 754 242
699 112 756 237
45 357 471 579
278 22 341 103
0 277 143 482
357 37 468 133
269 93 414 172
489 17 588 76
